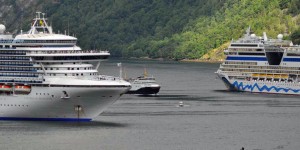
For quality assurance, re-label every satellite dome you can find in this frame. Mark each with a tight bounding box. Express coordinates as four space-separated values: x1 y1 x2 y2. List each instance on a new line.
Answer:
250 34 256 38
277 34 283 39
0 24 6 34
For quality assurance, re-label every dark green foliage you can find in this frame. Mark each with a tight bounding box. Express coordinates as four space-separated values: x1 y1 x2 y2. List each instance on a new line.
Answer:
291 28 300 44
2 0 300 60
42 0 227 57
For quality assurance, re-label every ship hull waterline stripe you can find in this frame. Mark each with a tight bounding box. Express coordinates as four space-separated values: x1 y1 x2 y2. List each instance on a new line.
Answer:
226 56 267 61
0 117 92 122
283 58 300 62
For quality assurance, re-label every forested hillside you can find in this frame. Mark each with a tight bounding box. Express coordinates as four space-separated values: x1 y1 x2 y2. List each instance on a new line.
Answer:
1 0 300 60
44 0 227 57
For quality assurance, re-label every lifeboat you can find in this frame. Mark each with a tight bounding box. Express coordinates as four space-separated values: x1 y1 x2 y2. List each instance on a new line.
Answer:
0 85 12 92
15 85 31 93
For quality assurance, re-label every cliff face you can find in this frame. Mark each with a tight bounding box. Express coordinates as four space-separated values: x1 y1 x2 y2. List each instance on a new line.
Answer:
0 0 46 33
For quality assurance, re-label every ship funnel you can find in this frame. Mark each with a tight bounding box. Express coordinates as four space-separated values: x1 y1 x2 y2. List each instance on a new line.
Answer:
263 32 268 41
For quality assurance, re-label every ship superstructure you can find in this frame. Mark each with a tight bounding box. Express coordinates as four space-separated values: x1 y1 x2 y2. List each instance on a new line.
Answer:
0 12 130 121
216 27 300 95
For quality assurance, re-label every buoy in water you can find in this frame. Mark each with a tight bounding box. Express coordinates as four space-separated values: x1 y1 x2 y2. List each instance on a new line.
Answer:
179 101 184 107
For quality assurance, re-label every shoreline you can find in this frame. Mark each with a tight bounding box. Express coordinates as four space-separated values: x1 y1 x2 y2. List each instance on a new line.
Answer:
180 59 223 63
113 57 223 63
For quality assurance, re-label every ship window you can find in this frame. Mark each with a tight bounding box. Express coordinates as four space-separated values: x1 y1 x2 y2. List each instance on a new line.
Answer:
77 68 79 70
65 74 67 76
81 73 83 76
68 68 70 70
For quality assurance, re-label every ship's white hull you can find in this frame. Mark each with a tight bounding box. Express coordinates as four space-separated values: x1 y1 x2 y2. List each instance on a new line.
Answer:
218 74 300 95
0 86 129 121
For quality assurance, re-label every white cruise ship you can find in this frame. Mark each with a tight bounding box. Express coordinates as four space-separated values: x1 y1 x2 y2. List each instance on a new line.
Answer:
0 12 131 121
216 27 300 95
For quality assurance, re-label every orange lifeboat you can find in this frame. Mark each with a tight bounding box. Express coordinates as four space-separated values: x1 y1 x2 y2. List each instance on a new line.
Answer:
15 85 31 93
0 85 12 92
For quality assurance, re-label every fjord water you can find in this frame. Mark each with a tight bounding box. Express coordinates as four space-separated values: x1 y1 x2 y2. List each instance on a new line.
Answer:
1 59 300 150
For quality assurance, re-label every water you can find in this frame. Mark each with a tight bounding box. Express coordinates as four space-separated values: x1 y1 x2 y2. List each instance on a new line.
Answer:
1 59 300 150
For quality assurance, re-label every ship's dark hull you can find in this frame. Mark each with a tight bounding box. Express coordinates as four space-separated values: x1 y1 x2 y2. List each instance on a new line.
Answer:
126 87 160 95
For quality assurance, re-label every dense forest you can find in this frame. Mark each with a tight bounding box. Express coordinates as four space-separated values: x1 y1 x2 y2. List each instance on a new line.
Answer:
1 0 300 60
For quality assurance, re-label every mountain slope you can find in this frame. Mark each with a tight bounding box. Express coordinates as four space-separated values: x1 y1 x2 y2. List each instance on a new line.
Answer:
1 0 300 60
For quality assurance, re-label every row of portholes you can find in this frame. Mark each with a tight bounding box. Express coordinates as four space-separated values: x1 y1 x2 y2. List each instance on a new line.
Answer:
49 73 91 76
0 104 29 107
36 67 93 71
102 96 113 98
36 93 55 97
64 73 97 76
35 93 113 98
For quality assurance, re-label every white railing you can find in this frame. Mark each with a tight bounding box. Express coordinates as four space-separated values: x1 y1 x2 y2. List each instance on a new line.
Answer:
95 75 122 81
27 50 109 55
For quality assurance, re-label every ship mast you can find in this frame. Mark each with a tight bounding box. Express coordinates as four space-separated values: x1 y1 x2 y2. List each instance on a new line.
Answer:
28 12 53 34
